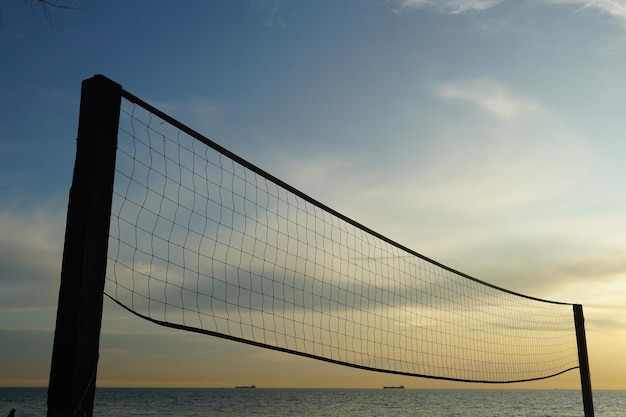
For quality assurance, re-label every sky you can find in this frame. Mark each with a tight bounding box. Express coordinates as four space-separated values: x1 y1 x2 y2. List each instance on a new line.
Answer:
1 0 626 391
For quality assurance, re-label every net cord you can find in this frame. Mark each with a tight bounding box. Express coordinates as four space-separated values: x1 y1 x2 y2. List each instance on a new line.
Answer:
120 88 571 307
105 293 579 384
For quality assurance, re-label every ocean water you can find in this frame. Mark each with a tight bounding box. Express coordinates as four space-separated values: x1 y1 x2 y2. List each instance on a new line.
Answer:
1 387 624 416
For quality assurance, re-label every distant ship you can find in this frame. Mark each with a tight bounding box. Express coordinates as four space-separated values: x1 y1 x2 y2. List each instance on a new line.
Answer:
235 385 256 389
383 385 405 389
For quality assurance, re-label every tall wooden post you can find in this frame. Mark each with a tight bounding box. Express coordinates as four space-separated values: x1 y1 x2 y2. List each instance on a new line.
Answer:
47 75 121 417
574 304 594 417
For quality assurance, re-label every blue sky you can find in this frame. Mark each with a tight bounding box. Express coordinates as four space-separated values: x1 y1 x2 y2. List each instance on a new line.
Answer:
1 0 626 389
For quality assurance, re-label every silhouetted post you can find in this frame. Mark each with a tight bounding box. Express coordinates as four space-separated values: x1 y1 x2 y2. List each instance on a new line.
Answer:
574 304 594 417
47 75 122 417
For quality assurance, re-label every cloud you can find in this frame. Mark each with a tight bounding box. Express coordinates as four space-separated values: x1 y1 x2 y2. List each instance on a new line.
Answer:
548 0 626 25
0 204 65 310
393 0 503 14
263 79 593 258
392 0 626 30
249 0 288 28
264 78 596 300
433 78 544 121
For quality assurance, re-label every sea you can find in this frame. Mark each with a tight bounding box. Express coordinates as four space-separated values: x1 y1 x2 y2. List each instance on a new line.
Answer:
1 387 624 416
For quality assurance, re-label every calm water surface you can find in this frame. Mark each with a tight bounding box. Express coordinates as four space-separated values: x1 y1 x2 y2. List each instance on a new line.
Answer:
1 387 624 416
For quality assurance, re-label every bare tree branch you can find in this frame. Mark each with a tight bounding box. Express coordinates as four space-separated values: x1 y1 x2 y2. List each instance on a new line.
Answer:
25 0 81 26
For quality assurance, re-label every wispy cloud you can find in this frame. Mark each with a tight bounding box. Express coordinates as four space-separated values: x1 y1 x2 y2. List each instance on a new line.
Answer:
249 0 288 28
393 0 626 28
264 76 597 304
265 2 287 28
433 78 543 120
0 205 65 310
549 0 626 25
393 0 503 14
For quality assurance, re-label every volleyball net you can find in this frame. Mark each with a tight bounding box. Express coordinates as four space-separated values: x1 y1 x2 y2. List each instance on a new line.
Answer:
101 85 581 384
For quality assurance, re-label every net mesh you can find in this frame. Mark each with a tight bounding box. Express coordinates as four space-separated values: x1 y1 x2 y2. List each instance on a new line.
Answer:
105 93 579 383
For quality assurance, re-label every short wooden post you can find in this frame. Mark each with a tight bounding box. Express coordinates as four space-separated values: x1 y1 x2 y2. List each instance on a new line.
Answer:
47 75 122 417
573 304 594 417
